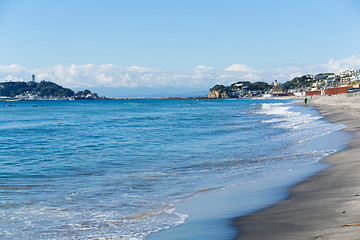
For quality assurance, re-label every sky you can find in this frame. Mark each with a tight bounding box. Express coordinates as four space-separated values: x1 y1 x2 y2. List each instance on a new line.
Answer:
0 0 360 97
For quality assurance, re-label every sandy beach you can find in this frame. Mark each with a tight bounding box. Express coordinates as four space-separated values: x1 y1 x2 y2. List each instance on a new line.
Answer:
235 93 360 239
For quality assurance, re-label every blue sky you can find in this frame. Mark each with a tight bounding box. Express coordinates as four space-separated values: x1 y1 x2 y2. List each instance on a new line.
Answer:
0 0 360 97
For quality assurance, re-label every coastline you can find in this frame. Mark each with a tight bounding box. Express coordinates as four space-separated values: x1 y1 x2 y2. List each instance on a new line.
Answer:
235 93 360 239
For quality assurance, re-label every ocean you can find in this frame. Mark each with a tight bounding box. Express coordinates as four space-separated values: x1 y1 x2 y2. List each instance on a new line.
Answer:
0 99 349 239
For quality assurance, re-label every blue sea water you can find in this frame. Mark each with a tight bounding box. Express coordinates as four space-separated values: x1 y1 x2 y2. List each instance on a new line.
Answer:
0 99 349 239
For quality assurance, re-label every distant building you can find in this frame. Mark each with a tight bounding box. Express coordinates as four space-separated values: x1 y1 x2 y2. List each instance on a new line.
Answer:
355 73 360 81
270 80 279 86
338 70 354 78
340 78 350 86
32 74 35 82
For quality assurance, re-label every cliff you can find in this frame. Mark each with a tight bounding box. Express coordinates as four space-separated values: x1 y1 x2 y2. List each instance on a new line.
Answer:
208 89 229 98
208 85 231 98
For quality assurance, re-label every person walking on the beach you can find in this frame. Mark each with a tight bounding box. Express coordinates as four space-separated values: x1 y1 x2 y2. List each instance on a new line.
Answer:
304 97 308 104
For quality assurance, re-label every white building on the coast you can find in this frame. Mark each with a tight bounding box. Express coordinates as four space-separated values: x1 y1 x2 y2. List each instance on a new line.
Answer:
270 80 279 86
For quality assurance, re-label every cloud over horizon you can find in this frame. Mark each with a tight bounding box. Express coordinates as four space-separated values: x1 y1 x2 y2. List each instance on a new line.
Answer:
0 55 359 91
224 64 253 72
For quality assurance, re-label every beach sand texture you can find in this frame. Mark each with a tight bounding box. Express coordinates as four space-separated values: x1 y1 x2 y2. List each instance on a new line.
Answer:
235 93 360 239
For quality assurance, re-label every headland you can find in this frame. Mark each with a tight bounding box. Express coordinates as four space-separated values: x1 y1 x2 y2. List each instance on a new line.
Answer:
235 93 360 239
0 80 105 100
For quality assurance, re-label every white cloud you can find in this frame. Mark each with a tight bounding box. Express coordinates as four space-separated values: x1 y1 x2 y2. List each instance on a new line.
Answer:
0 55 359 91
321 55 360 73
224 64 253 72
194 65 214 72
0 64 28 81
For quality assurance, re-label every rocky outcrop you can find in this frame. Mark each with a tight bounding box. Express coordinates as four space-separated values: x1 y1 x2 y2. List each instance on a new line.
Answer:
207 90 229 98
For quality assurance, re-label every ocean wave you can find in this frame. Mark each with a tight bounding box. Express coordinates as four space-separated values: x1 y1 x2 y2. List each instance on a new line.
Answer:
256 102 345 136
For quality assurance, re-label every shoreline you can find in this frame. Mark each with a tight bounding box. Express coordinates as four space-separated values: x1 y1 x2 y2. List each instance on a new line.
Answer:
234 94 360 239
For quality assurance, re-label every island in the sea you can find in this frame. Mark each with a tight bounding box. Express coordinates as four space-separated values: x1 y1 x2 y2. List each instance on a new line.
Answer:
0 80 105 100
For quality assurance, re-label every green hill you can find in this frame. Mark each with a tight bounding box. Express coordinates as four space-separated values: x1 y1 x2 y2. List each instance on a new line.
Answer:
0 81 74 98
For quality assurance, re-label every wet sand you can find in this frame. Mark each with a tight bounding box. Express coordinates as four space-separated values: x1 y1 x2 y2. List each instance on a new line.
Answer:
235 93 360 239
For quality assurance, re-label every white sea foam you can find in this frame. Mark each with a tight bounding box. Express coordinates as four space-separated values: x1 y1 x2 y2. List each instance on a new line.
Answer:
257 102 345 136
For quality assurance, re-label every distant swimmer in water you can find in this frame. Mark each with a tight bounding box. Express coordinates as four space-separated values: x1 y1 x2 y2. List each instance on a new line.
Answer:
304 97 308 104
